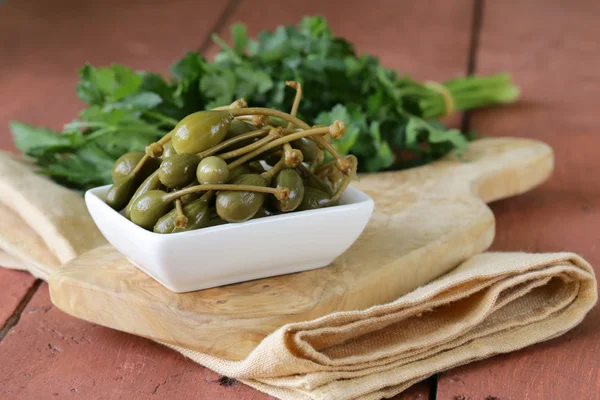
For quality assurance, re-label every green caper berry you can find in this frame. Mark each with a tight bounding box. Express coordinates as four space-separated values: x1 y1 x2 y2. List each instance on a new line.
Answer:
196 156 230 184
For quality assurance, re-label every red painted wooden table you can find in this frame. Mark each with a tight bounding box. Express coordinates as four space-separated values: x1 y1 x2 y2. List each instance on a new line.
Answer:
1 1 598 399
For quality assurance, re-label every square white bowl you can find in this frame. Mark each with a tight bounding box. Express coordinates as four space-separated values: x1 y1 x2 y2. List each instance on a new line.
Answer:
85 185 374 293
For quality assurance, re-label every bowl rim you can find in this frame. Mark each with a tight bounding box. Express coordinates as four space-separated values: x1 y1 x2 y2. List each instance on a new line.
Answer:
85 184 374 239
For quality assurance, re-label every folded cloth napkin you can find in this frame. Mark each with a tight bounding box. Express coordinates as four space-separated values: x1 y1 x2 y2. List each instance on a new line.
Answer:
0 151 597 400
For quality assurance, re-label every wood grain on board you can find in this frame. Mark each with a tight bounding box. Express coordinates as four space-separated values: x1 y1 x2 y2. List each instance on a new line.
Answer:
49 138 554 361
436 0 600 399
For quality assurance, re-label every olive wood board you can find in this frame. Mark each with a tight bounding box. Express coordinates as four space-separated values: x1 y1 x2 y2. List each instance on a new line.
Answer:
49 137 553 360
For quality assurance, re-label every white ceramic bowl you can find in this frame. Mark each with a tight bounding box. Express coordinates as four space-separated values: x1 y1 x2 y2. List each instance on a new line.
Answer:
85 185 374 293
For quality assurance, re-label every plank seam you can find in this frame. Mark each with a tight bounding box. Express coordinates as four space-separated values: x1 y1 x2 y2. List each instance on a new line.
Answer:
461 0 485 134
429 373 439 400
0 279 42 342
197 0 244 54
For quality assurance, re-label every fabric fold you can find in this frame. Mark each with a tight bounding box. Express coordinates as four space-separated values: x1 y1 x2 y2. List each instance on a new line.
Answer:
167 253 596 399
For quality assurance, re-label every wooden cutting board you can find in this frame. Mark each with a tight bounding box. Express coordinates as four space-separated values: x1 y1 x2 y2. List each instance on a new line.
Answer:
49 137 553 360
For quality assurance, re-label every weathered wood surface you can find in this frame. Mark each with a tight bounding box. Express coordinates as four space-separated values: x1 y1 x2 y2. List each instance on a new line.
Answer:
436 0 600 399
0 0 473 397
5 0 597 399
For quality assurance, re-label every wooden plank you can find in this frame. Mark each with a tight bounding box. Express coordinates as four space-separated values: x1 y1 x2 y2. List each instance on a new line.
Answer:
0 270 37 333
0 0 477 398
0 0 232 149
204 0 474 81
437 0 600 399
0 283 273 399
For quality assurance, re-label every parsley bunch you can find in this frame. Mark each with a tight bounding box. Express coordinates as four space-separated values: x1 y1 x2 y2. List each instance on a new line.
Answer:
10 15 519 191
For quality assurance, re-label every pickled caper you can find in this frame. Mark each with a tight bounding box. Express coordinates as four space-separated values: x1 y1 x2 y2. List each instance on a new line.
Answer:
291 138 322 163
247 161 266 174
105 176 136 211
125 170 163 218
205 217 228 228
299 165 332 195
180 180 200 205
229 165 252 181
197 156 230 184
297 187 332 211
216 174 268 222
171 110 233 154
161 141 176 158
111 152 160 184
130 190 173 230
226 119 254 139
254 204 278 219
272 169 304 212
154 198 210 234
158 153 200 188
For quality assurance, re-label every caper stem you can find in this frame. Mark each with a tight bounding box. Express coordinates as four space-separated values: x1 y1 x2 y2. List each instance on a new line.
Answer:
227 126 330 170
329 176 352 204
261 154 287 181
309 148 325 171
174 199 188 229
130 153 151 176
229 108 311 130
285 81 302 127
212 98 248 110
200 191 215 202
197 128 269 159
282 143 303 167
146 131 174 157
229 108 346 162
164 184 289 202
217 133 278 160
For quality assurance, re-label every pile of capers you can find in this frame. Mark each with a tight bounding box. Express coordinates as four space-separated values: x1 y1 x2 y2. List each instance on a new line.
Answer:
105 81 358 234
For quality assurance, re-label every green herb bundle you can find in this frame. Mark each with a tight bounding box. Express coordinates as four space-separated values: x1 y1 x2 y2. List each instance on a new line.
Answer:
10 15 519 191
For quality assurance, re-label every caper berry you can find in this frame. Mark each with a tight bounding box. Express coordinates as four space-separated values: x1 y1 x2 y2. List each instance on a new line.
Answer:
226 119 254 139
297 187 331 211
253 204 278 219
171 110 233 154
158 153 200 188
111 152 161 184
130 190 172 230
106 176 136 211
300 168 333 196
197 156 230 184
272 169 304 212
229 165 252 181
154 198 210 234
161 141 176 158
205 217 228 228
216 174 268 222
180 180 200 205
125 170 163 218
291 138 322 163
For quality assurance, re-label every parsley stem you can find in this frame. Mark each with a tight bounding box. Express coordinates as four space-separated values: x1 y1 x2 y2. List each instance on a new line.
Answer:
83 127 116 142
142 111 178 127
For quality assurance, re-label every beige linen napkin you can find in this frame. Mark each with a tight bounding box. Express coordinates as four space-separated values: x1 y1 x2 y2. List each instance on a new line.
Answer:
0 150 597 400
